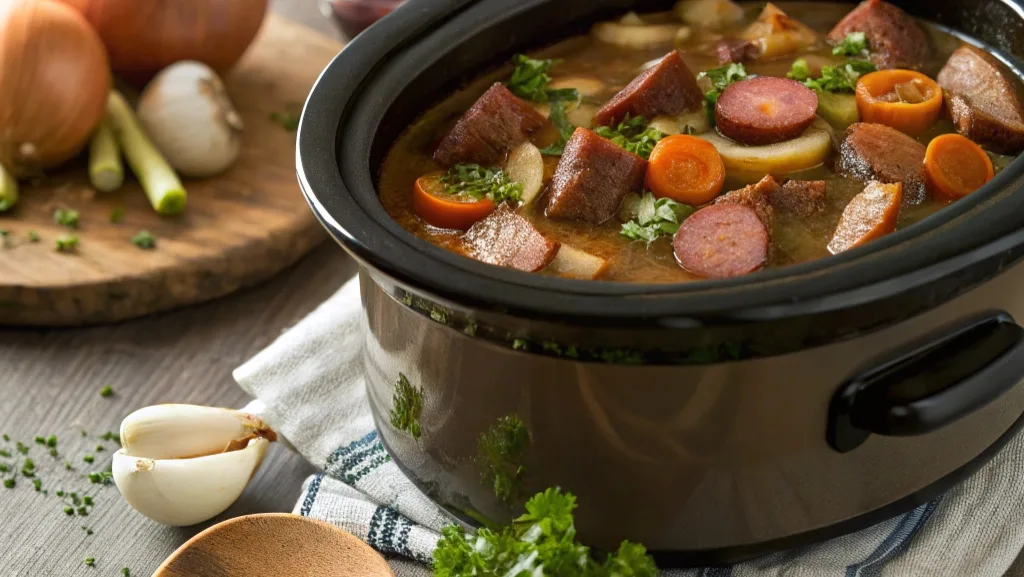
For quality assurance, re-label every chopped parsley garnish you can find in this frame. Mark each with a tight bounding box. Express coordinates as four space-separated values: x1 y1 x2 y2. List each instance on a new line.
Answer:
539 99 577 156
26 231 39 242
83 455 95 464
620 192 694 243
64 506 74 515
512 338 529 351
16 442 28 455
122 569 131 577
100 431 120 444
833 32 869 57
389 373 424 440
55 234 79 253
270 106 301 132
441 164 523 204
433 488 658 577
698 62 748 111
131 230 156 250
53 208 79 228
84 557 95 568
82 526 94 535
789 58 877 93
594 116 666 160
477 415 529 502
99 385 114 398
109 206 124 224
32 478 41 491
88 471 113 485
506 55 580 104
3 479 14 489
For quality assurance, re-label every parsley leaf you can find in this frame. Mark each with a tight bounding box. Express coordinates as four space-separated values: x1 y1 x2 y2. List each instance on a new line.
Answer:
698 62 748 111
796 59 876 93
441 164 523 204
506 55 580 104
477 415 529 502
787 58 812 81
55 234 78 253
833 32 869 57
539 99 576 156
53 208 79 228
131 230 156 250
620 192 694 243
389 373 423 440
594 116 666 160
433 488 658 577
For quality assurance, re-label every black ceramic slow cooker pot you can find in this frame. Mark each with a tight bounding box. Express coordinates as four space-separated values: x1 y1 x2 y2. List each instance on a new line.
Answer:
296 0 1024 566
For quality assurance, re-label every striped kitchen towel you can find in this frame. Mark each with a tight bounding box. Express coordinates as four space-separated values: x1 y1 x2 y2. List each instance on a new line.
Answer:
234 276 1024 576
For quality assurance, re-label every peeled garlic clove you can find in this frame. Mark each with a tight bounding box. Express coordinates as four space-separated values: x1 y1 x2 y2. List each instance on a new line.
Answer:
121 404 275 460
113 437 269 526
137 60 243 178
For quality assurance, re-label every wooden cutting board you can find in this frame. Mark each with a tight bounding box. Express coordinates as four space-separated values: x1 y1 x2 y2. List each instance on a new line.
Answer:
0 14 342 326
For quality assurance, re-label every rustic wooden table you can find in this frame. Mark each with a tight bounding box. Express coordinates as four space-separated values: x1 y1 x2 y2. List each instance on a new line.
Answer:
0 3 358 575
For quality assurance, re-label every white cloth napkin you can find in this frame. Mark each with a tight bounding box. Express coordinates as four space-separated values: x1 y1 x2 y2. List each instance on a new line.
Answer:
234 275 1024 576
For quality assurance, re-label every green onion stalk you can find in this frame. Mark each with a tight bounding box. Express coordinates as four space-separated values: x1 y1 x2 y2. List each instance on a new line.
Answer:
88 118 124 193
0 162 17 212
106 91 186 215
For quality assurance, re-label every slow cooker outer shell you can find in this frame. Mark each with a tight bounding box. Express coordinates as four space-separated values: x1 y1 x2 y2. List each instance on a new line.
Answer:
361 255 1024 557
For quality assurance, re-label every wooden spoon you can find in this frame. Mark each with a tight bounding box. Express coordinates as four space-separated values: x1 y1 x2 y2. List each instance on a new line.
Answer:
154 513 395 577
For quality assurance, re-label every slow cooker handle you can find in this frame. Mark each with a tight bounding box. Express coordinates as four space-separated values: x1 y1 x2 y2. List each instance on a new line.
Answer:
827 311 1024 453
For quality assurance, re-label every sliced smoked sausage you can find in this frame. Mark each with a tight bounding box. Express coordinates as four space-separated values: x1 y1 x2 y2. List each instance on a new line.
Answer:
835 123 927 204
827 181 902 254
715 77 818 146
827 0 930 70
593 50 704 127
937 44 1024 155
673 203 769 279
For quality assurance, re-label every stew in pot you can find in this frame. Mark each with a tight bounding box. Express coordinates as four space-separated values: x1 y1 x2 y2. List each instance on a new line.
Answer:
378 0 1024 283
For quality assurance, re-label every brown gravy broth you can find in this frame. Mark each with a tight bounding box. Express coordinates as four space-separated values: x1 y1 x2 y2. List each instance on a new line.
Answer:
377 2 1004 283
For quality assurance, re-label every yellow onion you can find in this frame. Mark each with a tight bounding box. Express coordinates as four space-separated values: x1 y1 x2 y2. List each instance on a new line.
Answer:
0 0 111 177
56 0 268 85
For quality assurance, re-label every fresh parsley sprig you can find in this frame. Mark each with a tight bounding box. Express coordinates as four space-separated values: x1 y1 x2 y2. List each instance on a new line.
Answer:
832 32 869 57
441 164 523 205
539 99 576 156
620 192 694 243
698 62 748 110
788 58 877 93
433 487 658 577
594 116 666 160
506 55 580 104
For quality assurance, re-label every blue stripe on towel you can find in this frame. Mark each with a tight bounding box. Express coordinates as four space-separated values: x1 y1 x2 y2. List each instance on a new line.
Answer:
299 473 324 516
846 498 942 577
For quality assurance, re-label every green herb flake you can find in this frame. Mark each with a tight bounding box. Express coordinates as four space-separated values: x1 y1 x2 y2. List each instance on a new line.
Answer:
389 374 424 440
55 234 79 253
82 526 94 535
27 230 39 242
64 506 74 515
620 192 694 243
122 569 131 577
46 435 57 448
77 506 89 516
95 445 105 452
833 32 869 57
64 460 73 471
32 478 41 491
433 487 658 576
84 557 95 568
440 164 523 204
56 490 65 497
100 431 120 445
131 230 156 250
593 116 666 159
476 415 530 502
506 54 580 104
698 62 748 112
270 110 301 132
539 99 577 156
512 338 529 351
2 434 8 441
0 464 8 473
15 441 28 455
83 496 94 506
787 58 812 81
109 206 125 224
99 386 114 398
88 471 113 485
3 479 14 489
83 454 95 464
795 59 877 93
53 208 79 228
48 448 58 458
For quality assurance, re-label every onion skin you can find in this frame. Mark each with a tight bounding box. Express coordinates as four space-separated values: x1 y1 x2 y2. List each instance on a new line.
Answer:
56 0 268 85
0 0 111 177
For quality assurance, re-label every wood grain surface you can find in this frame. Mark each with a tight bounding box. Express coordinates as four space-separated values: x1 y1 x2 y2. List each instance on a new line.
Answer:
155 514 395 577
0 12 341 327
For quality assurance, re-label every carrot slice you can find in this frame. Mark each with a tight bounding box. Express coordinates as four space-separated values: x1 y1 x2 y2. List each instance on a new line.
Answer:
645 135 726 205
413 172 496 230
827 181 902 254
855 70 943 135
924 134 995 199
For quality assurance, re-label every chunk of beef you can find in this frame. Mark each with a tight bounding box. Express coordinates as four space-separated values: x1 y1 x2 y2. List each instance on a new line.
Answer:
593 51 704 127
714 175 778 233
462 205 560 272
827 0 930 70
835 123 927 204
714 39 759 64
937 44 1024 155
546 128 648 224
434 83 549 166
773 180 827 217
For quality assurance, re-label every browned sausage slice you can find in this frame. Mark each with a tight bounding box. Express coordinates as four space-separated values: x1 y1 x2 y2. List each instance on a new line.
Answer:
715 77 818 146
434 83 549 166
673 203 769 279
593 50 704 127
827 0 930 70
835 123 926 204
827 181 902 254
937 45 1024 155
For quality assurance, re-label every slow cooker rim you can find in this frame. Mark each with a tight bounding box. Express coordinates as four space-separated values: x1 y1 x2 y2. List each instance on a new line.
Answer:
297 0 1024 324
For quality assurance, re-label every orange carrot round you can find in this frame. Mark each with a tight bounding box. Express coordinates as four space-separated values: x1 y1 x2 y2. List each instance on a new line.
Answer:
413 172 496 230
645 135 726 205
855 70 943 135
924 134 995 199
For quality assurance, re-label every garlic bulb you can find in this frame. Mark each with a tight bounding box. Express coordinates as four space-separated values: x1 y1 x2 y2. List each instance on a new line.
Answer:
113 404 276 526
137 61 243 178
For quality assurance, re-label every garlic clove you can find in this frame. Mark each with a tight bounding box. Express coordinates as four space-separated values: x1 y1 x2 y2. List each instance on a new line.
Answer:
113 437 269 527
120 404 275 460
